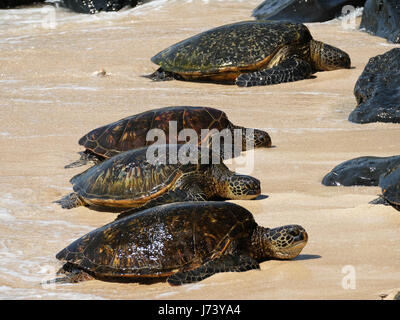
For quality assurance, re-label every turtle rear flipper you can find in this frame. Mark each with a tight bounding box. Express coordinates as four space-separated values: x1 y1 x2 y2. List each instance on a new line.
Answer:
45 271 93 284
44 263 94 284
236 57 313 87
370 196 400 211
65 150 104 169
143 67 179 81
167 254 260 286
369 195 390 206
115 189 206 220
64 159 88 169
54 193 85 209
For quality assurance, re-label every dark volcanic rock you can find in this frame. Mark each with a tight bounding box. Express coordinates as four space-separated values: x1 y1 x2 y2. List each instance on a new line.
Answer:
60 0 139 14
349 48 400 124
375 164 400 211
252 0 365 23
322 155 400 186
360 0 400 43
0 0 44 8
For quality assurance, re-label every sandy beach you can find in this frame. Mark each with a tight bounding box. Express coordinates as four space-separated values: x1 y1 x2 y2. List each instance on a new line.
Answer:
0 0 399 299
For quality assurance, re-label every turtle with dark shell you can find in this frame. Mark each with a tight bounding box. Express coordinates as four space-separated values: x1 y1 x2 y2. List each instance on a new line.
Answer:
56 144 261 213
65 106 271 168
370 165 400 211
51 201 308 285
147 20 351 87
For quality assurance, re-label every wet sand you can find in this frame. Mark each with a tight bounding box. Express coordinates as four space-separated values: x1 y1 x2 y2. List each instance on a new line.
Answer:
0 0 399 299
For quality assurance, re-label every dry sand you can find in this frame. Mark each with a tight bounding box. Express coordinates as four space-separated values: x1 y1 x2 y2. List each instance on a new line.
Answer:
0 0 399 300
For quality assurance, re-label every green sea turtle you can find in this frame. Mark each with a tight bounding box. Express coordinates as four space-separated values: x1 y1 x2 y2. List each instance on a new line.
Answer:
56 144 261 213
65 106 271 168
370 164 400 211
147 20 351 87
52 201 308 285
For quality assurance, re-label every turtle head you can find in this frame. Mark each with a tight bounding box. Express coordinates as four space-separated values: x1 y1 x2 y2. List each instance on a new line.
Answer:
310 40 351 71
221 174 261 200
253 128 272 149
232 125 271 150
244 128 272 150
251 225 308 260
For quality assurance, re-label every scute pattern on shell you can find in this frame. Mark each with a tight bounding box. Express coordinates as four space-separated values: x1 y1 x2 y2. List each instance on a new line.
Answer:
151 20 312 74
56 202 256 277
70 145 201 202
79 106 232 158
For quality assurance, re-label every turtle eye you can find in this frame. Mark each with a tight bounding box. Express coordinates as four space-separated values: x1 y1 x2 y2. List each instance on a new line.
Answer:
289 229 300 237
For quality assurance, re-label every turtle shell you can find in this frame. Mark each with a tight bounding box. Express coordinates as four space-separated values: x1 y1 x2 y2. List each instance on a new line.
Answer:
70 144 216 208
151 20 312 78
79 106 233 159
56 201 257 278
379 165 400 207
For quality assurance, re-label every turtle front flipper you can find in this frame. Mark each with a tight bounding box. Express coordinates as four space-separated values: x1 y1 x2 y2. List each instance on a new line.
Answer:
167 254 260 285
54 192 86 209
115 189 206 220
144 67 180 82
235 57 313 87
65 150 104 169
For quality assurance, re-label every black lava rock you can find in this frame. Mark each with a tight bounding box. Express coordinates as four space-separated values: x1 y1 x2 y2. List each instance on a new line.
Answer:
252 0 366 23
360 0 400 43
375 164 400 211
349 48 400 124
322 155 400 186
0 0 44 8
60 0 139 14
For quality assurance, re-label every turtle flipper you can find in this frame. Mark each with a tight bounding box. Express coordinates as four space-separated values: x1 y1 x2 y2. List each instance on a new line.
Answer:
54 192 85 209
236 57 313 87
65 150 104 169
44 263 94 284
144 67 180 82
64 159 88 169
167 254 260 285
369 195 390 206
115 190 206 220
370 197 400 211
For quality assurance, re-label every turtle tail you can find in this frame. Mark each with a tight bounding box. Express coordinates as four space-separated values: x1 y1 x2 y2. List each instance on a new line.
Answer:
54 193 85 209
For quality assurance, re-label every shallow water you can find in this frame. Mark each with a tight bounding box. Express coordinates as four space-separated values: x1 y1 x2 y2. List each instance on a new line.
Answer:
0 0 400 300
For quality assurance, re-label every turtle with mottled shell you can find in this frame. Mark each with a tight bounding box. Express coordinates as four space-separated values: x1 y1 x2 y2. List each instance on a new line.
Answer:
66 106 271 168
147 20 351 87
56 144 261 214
52 201 308 285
